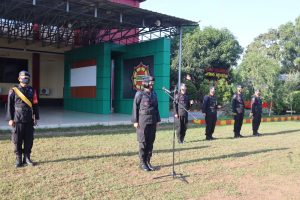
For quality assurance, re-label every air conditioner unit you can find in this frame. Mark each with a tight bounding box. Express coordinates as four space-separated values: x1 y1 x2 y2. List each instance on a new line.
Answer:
40 88 50 95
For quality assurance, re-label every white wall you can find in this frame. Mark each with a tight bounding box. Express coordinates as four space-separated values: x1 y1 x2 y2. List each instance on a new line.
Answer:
40 54 64 98
0 49 64 99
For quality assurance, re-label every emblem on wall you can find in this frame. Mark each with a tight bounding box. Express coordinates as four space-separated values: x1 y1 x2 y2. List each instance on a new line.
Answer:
131 62 150 91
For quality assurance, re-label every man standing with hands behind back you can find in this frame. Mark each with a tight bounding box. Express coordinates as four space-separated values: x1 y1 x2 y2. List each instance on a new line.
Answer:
250 89 263 136
7 71 39 168
231 85 245 138
202 86 218 140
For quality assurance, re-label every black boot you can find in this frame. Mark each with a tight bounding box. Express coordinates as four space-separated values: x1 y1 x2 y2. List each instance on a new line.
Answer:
206 134 211 140
140 161 150 171
253 132 260 136
15 155 23 168
23 154 34 166
147 157 155 171
210 136 216 140
234 132 242 138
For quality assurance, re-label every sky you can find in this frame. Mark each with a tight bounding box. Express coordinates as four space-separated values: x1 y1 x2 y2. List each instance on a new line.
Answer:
141 0 300 49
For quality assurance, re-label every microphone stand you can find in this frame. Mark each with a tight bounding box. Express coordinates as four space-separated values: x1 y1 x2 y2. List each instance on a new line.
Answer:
157 88 198 182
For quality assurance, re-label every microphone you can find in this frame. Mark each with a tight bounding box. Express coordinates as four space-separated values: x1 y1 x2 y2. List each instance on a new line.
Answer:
162 87 172 94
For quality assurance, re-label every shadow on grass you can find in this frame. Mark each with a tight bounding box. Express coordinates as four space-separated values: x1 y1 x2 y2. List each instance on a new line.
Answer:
37 145 210 164
213 129 300 140
160 147 289 168
0 124 204 141
101 175 189 194
262 129 300 136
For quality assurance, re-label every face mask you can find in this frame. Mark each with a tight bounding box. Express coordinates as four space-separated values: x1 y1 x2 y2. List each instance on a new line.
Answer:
20 77 30 84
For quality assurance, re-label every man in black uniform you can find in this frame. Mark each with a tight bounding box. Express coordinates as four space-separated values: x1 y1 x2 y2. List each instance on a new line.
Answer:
202 86 218 140
131 76 160 171
174 83 190 144
250 89 262 136
6 71 39 167
231 85 245 138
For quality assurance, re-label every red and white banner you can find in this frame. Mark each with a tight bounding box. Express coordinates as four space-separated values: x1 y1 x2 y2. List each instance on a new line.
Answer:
70 60 97 98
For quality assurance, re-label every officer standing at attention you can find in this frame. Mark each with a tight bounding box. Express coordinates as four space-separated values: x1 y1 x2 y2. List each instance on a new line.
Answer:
6 71 39 168
174 83 190 144
202 86 218 140
131 76 160 172
250 89 262 136
231 85 245 138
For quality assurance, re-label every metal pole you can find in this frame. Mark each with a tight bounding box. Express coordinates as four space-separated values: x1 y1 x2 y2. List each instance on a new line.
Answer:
178 26 183 90
66 0 69 12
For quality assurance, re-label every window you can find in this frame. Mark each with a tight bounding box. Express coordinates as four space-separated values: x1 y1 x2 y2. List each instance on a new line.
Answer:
0 57 28 83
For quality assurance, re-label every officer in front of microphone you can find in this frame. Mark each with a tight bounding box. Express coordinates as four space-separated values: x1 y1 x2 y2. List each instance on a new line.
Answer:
174 83 190 143
132 76 160 172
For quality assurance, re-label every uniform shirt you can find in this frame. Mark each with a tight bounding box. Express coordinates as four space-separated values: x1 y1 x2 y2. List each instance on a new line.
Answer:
131 90 161 125
6 85 39 123
251 96 262 115
231 93 245 114
174 93 190 118
202 95 218 114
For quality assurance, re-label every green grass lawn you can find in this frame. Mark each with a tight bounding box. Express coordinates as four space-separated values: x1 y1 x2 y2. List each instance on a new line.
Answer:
1 121 300 200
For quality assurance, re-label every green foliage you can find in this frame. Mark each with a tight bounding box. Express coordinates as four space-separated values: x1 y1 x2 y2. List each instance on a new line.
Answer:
245 29 281 61
198 79 213 101
281 71 300 112
215 78 232 104
238 51 281 103
238 15 300 115
292 91 300 113
184 80 198 100
272 83 288 114
279 16 300 72
171 26 243 95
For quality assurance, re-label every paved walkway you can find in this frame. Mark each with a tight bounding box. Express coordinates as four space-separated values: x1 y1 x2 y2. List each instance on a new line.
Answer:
0 107 205 130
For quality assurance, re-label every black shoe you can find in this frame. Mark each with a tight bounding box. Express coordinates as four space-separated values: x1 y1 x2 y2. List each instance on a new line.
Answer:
206 136 211 140
147 162 155 171
210 136 216 140
15 156 23 168
140 163 150 171
234 134 243 138
253 133 260 136
23 154 34 166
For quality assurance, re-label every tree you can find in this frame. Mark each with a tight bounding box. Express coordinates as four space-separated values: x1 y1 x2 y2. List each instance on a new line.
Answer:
244 16 300 74
215 78 232 104
238 51 281 115
281 71 300 114
171 26 243 100
278 16 300 73
245 29 281 61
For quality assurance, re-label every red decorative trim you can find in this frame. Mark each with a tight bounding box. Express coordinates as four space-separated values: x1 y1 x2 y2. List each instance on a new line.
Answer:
71 86 96 98
72 60 96 68
193 116 300 125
